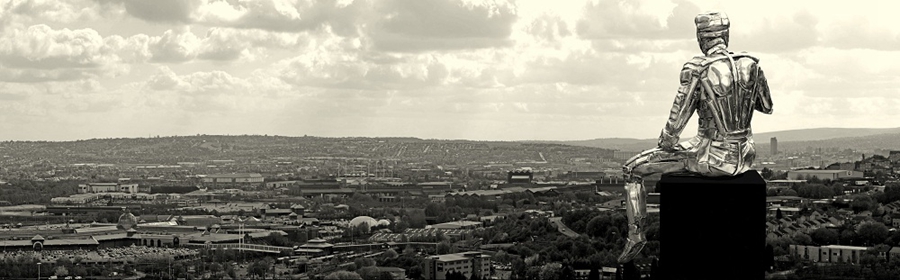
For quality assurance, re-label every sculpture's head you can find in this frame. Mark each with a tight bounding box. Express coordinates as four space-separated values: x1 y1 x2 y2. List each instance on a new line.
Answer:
695 12 729 55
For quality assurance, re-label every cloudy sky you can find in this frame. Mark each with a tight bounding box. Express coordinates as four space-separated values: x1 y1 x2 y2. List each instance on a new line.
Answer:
1 0 898 141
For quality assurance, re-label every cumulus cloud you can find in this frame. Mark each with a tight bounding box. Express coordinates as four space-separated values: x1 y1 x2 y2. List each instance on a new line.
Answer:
115 0 367 35
144 66 254 94
0 0 111 27
0 24 127 82
121 0 199 23
148 27 202 62
198 27 303 61
0 24 114 68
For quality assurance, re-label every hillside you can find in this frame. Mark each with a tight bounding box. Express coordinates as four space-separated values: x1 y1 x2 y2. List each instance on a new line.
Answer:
755 132 900 154
753 127 900 142
0 135 617 166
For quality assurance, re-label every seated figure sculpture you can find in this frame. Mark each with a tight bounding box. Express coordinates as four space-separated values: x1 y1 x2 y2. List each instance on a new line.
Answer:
618 12 773 263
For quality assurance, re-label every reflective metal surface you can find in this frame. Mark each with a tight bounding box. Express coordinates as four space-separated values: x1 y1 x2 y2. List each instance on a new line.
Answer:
618 12 773 264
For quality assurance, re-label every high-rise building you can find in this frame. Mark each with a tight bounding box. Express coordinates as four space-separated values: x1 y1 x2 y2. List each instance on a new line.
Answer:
770 137 778 155
422 251 490 280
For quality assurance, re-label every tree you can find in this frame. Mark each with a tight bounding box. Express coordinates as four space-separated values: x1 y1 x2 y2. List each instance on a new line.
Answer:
54 266 68 277
247 258 273 278
791 233 812 246
225 264 237 279
354 258 376 268
840 229 857 245
767 188 778 196
511 257 527 279
437 241 453 254
761 168 774 180
810 228 839 246
883 183 900 204
383 248 399 259
850 195 876 213
780 189 798 197
357 267 381 280
539 263 562 280
857 222 889 246
267 232 290 246
325 271 363 280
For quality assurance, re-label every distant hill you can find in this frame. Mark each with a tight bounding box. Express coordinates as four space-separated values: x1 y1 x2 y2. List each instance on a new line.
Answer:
551 127 900 152
756 132 900 154
555 138 656 152
0 135 618 166
753 127 900 142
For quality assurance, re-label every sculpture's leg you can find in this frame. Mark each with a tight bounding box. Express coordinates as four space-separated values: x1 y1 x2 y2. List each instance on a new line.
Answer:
619 147 694 264
618 175 648 264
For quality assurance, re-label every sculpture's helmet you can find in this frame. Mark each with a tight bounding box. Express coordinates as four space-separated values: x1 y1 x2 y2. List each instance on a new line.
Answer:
695 12 729 53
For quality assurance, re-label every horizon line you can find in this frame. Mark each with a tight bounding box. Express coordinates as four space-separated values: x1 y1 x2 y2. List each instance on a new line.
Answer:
1 126 898 143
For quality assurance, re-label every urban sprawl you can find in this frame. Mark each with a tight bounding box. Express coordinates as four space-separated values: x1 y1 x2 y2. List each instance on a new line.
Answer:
0 135 899 279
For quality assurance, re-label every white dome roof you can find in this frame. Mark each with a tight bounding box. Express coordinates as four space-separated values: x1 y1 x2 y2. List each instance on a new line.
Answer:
377 219 391 226
349 216 378 229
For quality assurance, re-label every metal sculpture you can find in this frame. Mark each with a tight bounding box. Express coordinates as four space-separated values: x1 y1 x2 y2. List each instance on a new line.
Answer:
618 12 773 263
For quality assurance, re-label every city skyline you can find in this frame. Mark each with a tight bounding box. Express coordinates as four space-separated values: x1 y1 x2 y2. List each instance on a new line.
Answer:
2 0 899 141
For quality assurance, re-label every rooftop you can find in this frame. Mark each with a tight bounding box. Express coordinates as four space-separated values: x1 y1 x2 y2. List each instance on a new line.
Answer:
45 239 100 246
265 209 294 214
92 233 131 241
431 221 482 229
822 245 869 250
188 233 243 242
429 251 488 262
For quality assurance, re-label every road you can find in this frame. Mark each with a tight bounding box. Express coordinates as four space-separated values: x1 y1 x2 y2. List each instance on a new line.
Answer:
549 217 579 238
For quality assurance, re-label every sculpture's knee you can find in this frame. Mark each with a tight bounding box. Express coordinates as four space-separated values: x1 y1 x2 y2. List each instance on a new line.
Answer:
624 155 645 173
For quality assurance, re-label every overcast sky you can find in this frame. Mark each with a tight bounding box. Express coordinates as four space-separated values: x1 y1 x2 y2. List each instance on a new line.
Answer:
1 0 898 141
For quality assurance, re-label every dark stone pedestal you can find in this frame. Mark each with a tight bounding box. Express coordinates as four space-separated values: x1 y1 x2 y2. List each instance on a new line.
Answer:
656 170 766 280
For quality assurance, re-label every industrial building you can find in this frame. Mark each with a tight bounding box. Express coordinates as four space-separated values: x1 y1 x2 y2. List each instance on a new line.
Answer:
78 183 139 194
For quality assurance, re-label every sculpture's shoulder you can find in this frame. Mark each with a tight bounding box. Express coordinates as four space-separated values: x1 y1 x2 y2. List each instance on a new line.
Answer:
731 51 760 62
684 56 706 69
700 52 760 67
681 56 706 79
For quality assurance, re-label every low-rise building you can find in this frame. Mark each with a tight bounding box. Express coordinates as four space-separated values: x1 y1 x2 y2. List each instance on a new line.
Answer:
201 173 264 186
790 244 869 264
422 251 490 280
78 183 139 194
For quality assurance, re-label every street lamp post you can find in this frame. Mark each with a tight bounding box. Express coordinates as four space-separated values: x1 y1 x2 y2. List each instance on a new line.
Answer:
37 262 41 280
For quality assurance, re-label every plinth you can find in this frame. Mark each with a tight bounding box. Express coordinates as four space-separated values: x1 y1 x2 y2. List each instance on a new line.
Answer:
657 170 766 280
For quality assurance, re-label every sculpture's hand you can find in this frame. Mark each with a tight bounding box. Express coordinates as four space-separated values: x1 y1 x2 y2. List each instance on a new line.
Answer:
658 129 679 151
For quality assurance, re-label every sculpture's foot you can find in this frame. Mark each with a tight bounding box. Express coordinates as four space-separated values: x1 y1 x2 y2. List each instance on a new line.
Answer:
617 234 647 264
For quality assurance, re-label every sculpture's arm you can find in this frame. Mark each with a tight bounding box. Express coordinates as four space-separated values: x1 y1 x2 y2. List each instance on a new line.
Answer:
754 66 773 114
659 61 701 151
